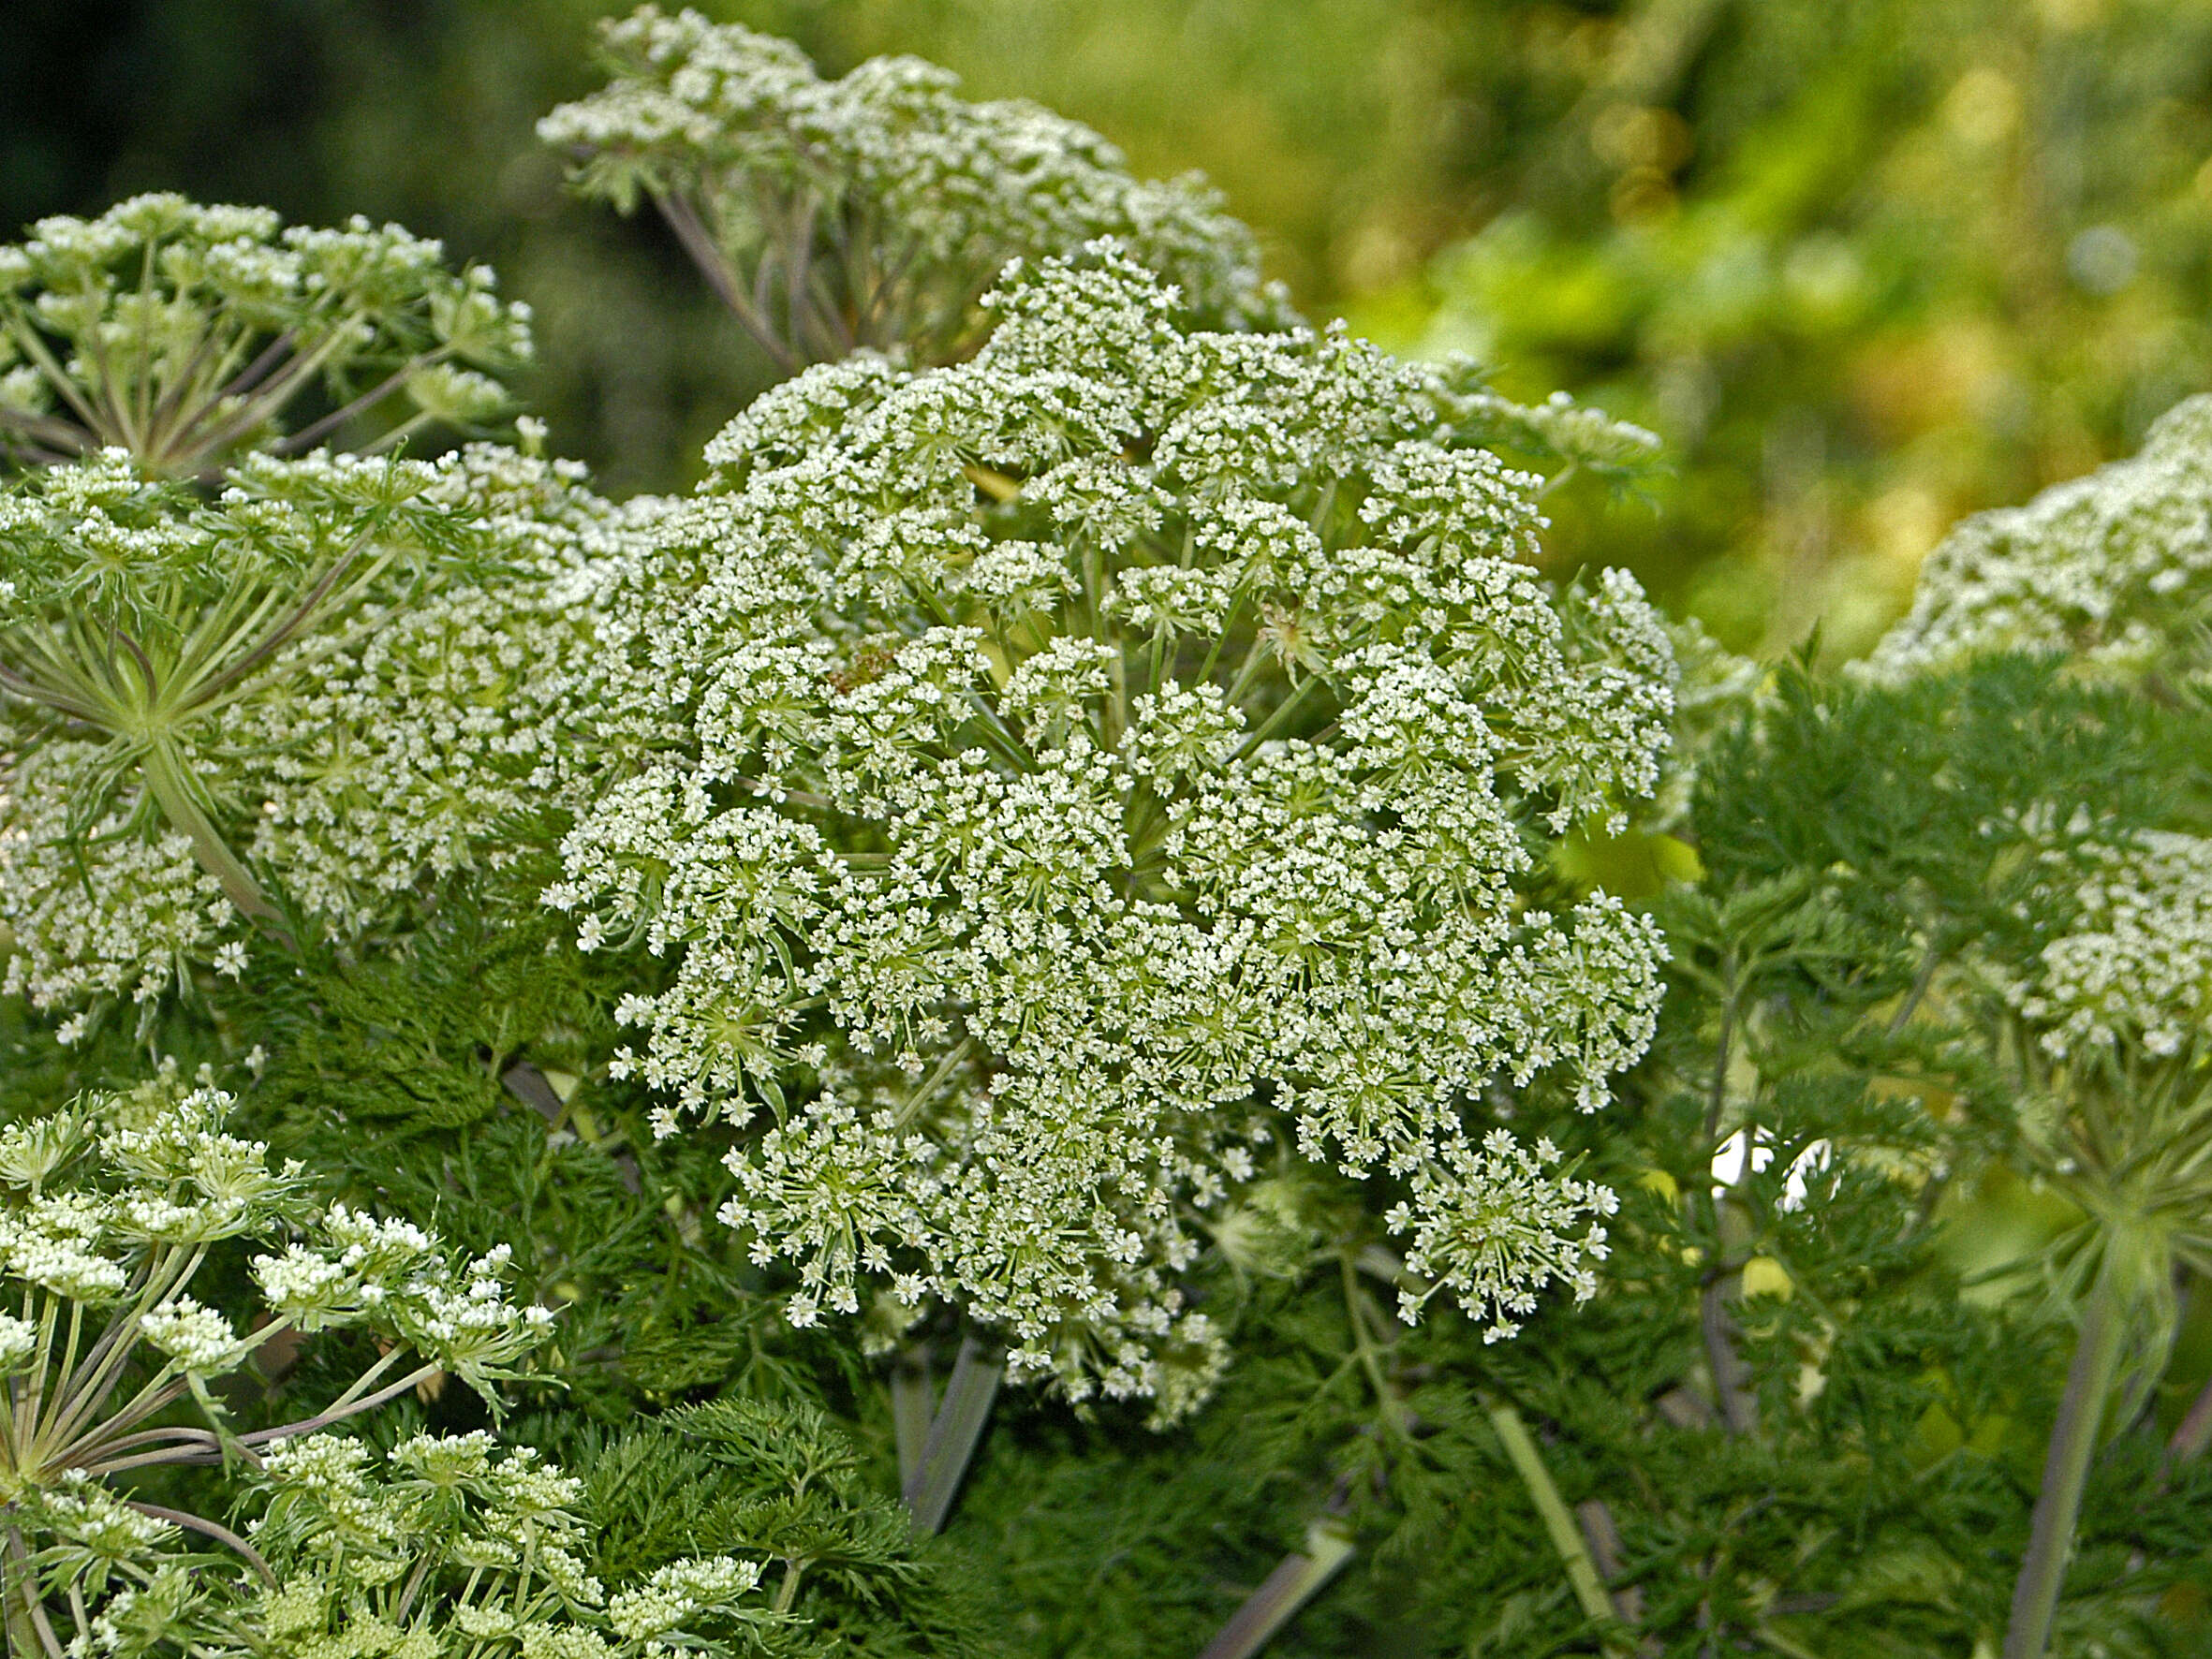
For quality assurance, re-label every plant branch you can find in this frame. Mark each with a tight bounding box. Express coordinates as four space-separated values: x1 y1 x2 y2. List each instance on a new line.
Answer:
137 736 283 929
1485 1396 1633 1652
272 345 454 455
1195 1510 1355 1659
1700 1271 1760 1437
890 1345 935 1490
124 1503 275 1586
242 1360 443 1447
2004 1256 2128 1659
4 1527 65 1659
654 190 802 374
901 1333 999 1535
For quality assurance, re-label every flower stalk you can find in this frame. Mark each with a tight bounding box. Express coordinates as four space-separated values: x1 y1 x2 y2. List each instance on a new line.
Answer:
2003 1250 2131 1659
901 1333 1001 1536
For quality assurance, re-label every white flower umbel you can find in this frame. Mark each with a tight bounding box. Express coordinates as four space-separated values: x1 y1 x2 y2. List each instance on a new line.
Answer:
0 193 530 477
226 444 679 935
1385 1130 1619 1342
0 741 238 1018
0 444 670 1017
2007 831 2212 1063
1867 394 2212 684
538 6 1292 373
553 246 1674 1410
0 448 507 939
0 1078 555 1649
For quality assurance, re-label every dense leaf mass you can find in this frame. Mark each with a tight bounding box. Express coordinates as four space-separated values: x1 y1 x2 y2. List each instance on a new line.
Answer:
13 12 2212 1649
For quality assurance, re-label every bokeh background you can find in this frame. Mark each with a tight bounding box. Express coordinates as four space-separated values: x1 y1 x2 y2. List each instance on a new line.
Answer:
10 0 2212 655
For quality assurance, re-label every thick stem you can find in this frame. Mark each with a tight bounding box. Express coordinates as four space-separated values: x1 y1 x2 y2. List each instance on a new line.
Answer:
1700 1272 1760 1437
1702 978 1737 1145
890 1347 935 1490
138 738 280 928
1195 1515 1355 1659
771 1557 807 1617
2003 1260 2129 1659
2 1554 39 1659
2 1529 62 1659
901 1335 999 1536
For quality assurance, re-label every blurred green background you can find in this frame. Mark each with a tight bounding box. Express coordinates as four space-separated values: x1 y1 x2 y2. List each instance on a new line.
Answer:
10 0 2212 654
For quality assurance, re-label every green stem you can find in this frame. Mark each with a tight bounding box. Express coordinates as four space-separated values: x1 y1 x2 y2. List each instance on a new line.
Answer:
1484 1396 1629 1648
890 1346 935 1490
3 1528 62 1659
2003 1257 2129 1659
772 1557 807 1616
138 738 281 928
901 1334 1000 1536
1340 1255 1410 1437
1195 1515 1355 1659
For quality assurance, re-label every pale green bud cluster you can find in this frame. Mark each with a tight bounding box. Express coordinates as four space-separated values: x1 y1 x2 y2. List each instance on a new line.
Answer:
66 1432 777 1659
0 1083 549 1400
0 193 530 477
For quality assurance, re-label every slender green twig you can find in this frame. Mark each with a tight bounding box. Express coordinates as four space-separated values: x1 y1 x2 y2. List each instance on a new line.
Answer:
1485 1395 1632 1650
124 1503 275 1586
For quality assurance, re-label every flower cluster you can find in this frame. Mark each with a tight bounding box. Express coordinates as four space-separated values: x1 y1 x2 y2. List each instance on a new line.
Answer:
225 441 679 933
538 7 1291 372
550 246 1674 1408
0 440 666 1017
254 1220 554 1395
0 1076 569 1653
1867 393 2212 684
0 741 235 1016
63 1431 774 1659
0 1082 550 1401
2002 830 2212 1063
1384 1129 1620 1341
0 193 530 477
221 1431 772 1659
